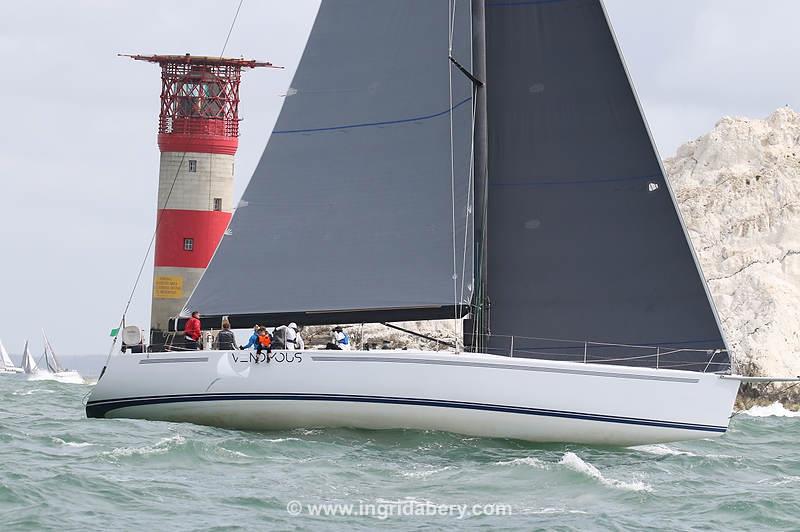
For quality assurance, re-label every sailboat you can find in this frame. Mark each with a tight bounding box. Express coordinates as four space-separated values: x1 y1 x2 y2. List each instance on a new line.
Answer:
36 330 85 383
21 340 39 375
0 339 23 374
87 0 796 445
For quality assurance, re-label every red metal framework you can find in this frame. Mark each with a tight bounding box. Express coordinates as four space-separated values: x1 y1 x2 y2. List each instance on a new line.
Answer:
123 54 277 154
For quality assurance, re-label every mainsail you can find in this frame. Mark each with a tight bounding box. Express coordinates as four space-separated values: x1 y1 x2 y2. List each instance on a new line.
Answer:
180 0 729 372
184 0 475 327
473 0 729 371
21 341 38 374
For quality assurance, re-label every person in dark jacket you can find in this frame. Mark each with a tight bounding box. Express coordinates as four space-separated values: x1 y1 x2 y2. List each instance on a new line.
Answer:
216 322 237 351
184 311 202 350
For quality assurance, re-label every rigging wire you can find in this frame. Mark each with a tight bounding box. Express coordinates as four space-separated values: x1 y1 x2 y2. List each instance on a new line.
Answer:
459 90 478 308
448 0 460 352
220 0 245 57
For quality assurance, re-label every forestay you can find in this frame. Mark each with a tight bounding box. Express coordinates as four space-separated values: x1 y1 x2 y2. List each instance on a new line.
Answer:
184 0 475 327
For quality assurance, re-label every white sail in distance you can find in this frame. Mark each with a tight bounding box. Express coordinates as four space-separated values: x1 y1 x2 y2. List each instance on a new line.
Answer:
0 339 10 369
21 341 38 374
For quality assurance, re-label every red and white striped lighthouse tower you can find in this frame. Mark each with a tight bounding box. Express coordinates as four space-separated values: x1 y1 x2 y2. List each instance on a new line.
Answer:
125 54 273 341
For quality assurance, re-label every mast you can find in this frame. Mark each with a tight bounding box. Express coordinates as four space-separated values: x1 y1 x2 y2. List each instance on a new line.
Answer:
470 0 489 353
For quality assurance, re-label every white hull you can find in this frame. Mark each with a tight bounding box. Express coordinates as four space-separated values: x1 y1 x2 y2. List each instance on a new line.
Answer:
0 367 24 374
87 350 739 446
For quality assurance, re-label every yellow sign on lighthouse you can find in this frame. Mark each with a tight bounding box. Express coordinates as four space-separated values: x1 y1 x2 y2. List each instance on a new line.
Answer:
153 276 183 299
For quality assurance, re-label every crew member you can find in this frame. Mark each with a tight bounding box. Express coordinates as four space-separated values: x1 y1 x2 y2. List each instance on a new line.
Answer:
184 311 202 350
286 322 304 350
216 321 237 351
256 327 272 359
272 324 287 349
240 325 261 350
329 326 350 350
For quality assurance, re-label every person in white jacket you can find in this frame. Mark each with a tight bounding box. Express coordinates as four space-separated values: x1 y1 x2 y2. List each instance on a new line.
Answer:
330 326 350 350
286 322 304 350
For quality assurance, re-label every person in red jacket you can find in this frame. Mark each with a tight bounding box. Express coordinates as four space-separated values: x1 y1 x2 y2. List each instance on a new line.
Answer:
184 311 202 350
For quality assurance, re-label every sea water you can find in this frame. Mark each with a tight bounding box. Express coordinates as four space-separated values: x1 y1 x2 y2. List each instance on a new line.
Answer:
1 375 799 531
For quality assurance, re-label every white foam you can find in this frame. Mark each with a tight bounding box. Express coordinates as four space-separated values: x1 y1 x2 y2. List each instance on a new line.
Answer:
27 371 85 385
52 437 95 448
630 444 697 457
293 429 322 436
772 476 800 486
740 402 800 417
518 507 589 515
218 448 250 458
400 466 452 479
494 457 547 468
106 434 186 458
12 388 55 396
559 452 652 493
757 475 800 486
262 437 302 443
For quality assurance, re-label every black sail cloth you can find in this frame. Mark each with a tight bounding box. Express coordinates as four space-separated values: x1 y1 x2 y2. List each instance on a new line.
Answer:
479 0 729 371
183 0 475 326
179 0 730 373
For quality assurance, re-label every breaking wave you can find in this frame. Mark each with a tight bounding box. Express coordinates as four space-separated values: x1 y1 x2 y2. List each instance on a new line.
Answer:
12 388 55 396
740 402 800 418
105 434 187 458
631 444 697 457
27 371 85 385
52 437 94 448
494 457 547 468
400 466 452 479
559 452 652 493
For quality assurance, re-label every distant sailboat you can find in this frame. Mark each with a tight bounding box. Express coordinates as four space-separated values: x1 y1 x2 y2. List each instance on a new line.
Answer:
21 340 39 374
0 338 23 374
41 330 84 383
87 0 798 445
42 330 65 373
23 331 85 384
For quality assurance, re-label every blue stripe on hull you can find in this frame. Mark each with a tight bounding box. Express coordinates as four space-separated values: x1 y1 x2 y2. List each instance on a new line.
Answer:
86 393 728 434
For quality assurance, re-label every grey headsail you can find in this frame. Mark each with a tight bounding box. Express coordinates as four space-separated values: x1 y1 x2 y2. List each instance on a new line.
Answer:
473 0 730 372
183 1 475 327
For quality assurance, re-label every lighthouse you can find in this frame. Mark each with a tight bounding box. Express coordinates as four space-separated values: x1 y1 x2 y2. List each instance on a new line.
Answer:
124 54 273 344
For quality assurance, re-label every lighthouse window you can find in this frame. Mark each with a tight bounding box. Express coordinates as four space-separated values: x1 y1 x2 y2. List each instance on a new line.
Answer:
213 198 222 211
188 160 197 172
183 238 194 251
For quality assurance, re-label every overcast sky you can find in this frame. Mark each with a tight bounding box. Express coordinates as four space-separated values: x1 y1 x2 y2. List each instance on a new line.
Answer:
1 0 799 355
